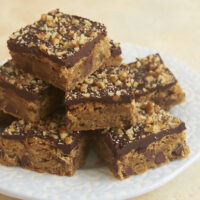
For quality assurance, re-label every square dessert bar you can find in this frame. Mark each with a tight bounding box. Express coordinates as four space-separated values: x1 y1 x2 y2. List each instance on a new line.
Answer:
106 40 122 66
7 9 111 91
65 54 185 131
93 101 190 179
129 54 185 110
65 64 136 131
0 60 64 122
0 112 89 176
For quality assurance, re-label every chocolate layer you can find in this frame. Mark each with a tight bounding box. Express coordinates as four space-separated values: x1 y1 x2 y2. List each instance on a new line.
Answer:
1 132 82 155
65 64 135 106
135 80 177 98
66 94 134 106
65 54 177 106
0 60 55 100
102 122 186 158
7 9 107 68
1 113 88 155
8 33 105 67
0 80 50 101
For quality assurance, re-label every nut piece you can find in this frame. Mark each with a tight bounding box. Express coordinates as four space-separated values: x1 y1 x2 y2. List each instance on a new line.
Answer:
144 102 154 114
133 82 139 88
136 61 141 68
84 19 92 27
60 27 66 35
59 126 68 140
37 32 46 40
126 127 133 140
115 80 122 87
51 134 58 139
82 93 90 98
145 75 154 83
119 71 128 82
117 129 123 135
39 44 47 52
116 91 121 96
109 75 117 83
96 81 105 89
52 37 60 45
80 84 88 92
65 136 72 144
108 91 114 96
71 18 79 25
85 78 94 85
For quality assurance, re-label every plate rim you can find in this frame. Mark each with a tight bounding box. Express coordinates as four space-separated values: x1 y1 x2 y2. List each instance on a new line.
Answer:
0 42 199 200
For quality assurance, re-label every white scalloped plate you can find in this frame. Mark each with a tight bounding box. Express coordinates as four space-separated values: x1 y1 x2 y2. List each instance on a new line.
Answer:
0 43 200 200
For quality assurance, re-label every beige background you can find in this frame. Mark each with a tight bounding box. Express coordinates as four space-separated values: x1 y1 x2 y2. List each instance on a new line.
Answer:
0 0 200 199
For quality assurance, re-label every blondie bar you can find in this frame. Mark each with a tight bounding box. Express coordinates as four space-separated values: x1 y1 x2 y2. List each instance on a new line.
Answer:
7 9 110 91
65 64 136 131
93 101 189 179
0 60 64 121
131 54 185 110
65 54 185 131
0 112 89 176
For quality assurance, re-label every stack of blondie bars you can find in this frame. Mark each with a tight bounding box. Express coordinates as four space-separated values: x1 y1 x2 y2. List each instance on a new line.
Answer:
0 9 189 179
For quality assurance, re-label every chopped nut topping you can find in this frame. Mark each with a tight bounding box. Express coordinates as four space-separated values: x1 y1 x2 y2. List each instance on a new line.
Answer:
0 60 49 94
102 101 183 150
2 113 81 150
65 54 176 106
65 64 134 104
128 54 176 98
8 9 106 65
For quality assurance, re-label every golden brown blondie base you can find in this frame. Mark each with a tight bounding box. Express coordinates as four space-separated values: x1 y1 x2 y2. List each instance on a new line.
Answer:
66 101 136 131
0 113 89 176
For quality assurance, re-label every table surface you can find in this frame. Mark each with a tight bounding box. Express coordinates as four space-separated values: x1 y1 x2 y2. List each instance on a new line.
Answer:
0 0 200 200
